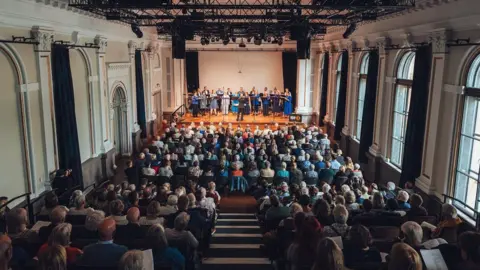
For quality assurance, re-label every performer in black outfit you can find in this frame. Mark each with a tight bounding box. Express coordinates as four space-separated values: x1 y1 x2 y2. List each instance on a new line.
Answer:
192 91 200 117
262 88 270 116
237 93 246 121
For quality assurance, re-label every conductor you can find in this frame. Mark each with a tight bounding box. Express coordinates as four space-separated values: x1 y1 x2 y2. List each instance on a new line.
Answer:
237 93 246 121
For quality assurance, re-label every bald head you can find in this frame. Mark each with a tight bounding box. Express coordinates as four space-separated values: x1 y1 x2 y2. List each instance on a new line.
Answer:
0 235 12 267
98 218 117 241
126 207 140 224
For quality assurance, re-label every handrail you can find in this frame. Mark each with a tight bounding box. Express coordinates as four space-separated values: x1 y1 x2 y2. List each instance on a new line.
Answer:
0 193 34 225
443 194 480 230
169 104 188 124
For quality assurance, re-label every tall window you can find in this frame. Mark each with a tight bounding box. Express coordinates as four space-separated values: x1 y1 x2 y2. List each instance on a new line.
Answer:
453 54 480 216
308 55 315 108
390 51 415 168
355 54 370 140
165 57 172 108
333 54 343 123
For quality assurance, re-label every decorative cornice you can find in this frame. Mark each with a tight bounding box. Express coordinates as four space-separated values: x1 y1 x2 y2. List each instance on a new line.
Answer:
107 62 131 70
128 40 138 55
31 26 54 52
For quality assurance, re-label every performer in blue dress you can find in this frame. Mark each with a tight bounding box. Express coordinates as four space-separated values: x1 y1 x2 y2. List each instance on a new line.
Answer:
192 91 200 117
209 89 218 115
283 88 293 116
231 91 239 114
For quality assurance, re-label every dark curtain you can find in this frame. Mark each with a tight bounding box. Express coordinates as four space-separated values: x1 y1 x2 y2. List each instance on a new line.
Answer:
400 46 432 187
358 50 379 163
320 52 330 124
334 50 349 140
186 52 199 93
51 45 83 188
135 50 147 138
282 52 298 107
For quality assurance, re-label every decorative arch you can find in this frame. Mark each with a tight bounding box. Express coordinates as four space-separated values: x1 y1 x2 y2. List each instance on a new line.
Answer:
354 52 370 140
109 81 130 155
72 48 96 157
0 41 34 194
110 80 129 103
359 53 370 75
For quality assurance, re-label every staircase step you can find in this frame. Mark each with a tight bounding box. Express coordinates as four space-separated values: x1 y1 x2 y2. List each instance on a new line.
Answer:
211 236 263 244
215 227 262 234
202 265 272 270
219 214 256 219
207 248 264 258
203 257 270 265
210 244 261 249
216 220 259 226
213 233 262 238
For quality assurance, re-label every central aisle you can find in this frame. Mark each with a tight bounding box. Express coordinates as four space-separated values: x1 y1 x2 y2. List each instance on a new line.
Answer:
203 212 271 270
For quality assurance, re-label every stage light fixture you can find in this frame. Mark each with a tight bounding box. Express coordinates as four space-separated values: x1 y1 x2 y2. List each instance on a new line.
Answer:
131 23 143 38
342 23 357 39
231 36 237 43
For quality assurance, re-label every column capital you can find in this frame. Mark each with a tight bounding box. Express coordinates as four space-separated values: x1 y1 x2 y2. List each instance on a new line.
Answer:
128 40 138 55
94 35 108 54
31 26 54 52
347 40 357 55
376 36 391 55
401 32 414 47
361 37 370 49
147 41 160 57
428 29 450 54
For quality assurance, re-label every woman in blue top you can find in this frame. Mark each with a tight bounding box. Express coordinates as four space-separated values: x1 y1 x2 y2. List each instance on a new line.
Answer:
283 88 293 116
276 162 290 178
147 224 185 270
209 89 218 115
231 91 239 113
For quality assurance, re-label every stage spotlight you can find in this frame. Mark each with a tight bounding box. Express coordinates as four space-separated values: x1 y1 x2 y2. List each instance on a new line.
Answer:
342 23 357 39
231 36 237 43
223 39 229 45
267 36 272 42
247 37 252 42
131 23 143 38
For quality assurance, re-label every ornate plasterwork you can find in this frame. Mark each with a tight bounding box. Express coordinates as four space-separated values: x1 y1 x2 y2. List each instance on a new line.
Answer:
347 40 357 54
31 26 54 52
376 36 391 55
128 40 138 55
94 35 108 54
428 29 449 53
401 33 414 47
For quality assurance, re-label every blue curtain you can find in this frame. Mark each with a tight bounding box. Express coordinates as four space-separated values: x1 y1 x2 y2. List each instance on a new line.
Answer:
358 50 379 163
400 46 432 187
334 50 349 140
282 52 298 107
186 52 199 93
320 52 330 124
51 45 83 188
135 50 147 138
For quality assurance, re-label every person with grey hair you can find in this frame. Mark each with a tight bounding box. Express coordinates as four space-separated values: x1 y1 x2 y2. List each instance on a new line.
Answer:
260 161 275 178
165 213 199 251
159 195 178 216
7 208 39 243
68 194 93 216
304 164 318 180
198 187 215 217
397 190 411 210
401 221 447 250
345 190 360 211
139 201 164 226
118 250 143 270
430 203 463 243
275 162 290 178
323 205 351 237
352 163 363 178
84 210 105 236
147 224 185 269
39 206 67 243
108 199 127 225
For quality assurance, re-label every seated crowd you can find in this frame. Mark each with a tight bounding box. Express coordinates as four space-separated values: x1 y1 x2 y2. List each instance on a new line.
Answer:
1 121 479 270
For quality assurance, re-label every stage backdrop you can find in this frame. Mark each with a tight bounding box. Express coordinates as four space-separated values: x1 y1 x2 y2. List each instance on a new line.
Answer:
198 51 284 92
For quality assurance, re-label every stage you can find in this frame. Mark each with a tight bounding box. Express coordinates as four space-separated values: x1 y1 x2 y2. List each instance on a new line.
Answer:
178 112 291 127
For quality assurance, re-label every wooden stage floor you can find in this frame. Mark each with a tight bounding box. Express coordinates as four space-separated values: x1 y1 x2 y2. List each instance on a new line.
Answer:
180 112 290 126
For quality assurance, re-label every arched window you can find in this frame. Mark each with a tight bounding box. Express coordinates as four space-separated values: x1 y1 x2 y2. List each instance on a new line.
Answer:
355 53 370 140
453 54 480 213
333 54 343 123
390 51 415 168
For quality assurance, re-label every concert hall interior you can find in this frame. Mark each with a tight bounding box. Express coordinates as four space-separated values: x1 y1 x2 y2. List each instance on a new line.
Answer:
2 0 480 269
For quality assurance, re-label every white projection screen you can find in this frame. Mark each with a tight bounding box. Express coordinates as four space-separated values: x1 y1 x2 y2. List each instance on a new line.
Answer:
198 51 284 92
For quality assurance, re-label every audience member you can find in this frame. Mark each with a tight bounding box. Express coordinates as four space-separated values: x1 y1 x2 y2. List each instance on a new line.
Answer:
343 224 381 268
37 245 67 270
118 250 143 270
39 206 67 243
0 235 12 270
311 237 345 270
388 242 422 270
38 223 82 264
147 224 185 270
139 201 164 226
324 205 350 238
407 194 428 217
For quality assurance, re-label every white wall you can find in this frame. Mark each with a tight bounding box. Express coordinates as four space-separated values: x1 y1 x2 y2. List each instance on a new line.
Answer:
198 51 284 91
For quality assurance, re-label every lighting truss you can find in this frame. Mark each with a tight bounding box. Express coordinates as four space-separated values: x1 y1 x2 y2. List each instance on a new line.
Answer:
69 0 415 38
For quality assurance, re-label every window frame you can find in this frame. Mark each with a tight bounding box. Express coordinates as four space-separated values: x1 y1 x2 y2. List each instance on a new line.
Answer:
450 52 480 221
355 53 370 140
389 51 416 169
333 53 343 124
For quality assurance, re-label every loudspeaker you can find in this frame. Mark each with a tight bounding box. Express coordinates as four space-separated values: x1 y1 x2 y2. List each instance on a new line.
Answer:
296 38 311 59
172 35 186 59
